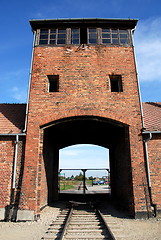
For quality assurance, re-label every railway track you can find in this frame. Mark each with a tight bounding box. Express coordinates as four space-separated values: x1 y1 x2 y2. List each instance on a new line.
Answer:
41 202 116 240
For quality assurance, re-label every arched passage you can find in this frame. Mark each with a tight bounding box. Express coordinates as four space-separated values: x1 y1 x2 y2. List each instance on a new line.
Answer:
42 116 134 214
59 144 109 195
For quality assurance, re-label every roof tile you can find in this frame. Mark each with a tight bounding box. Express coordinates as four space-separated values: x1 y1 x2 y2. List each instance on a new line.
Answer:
0 104 26 134
142 102 161 131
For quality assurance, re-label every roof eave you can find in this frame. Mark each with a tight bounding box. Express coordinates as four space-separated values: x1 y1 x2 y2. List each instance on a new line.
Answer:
29 18 138 31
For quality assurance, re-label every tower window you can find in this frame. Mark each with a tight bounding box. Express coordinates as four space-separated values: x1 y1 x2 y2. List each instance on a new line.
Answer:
37 28 130 46
109 75 123 92
101 29 130 45
39 29 67 45
71 28 80 44
57 29 66 44
39 29 49 45
102 29 111 44
119 30 129 44
88 28 97 44
50 29 56 44
48 75 59 92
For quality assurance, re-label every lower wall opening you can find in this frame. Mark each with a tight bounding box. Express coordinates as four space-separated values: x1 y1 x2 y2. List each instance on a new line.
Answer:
41 116 134 216
59 144 110 200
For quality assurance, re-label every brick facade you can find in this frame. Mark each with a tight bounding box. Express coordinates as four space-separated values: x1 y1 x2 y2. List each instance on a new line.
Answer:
21 18 150 219
0 19 160 220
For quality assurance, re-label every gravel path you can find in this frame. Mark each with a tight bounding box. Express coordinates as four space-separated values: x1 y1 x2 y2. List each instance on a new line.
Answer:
0 203 61 240
117 217 161 240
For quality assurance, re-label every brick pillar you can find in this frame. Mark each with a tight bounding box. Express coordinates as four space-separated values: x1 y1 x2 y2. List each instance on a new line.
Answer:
129 126 151 218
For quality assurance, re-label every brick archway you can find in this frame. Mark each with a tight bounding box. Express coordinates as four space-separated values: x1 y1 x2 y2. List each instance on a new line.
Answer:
40 116 134 215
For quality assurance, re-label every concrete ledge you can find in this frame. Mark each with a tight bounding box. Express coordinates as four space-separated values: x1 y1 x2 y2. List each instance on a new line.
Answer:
16 210 35 221
135 211 150 219
0 208 5 220
156 209 161 218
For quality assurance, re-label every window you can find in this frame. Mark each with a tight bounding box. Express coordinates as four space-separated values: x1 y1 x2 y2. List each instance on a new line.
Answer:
111 30 119 44
109 75 123 92
39 29 67 45
102 29 111 44
38 28 130 46
119 30 129 44
48 75 59 92
101 29 130 45
50 29 56 44
57 29 66 44
71 28 80 44
39 29 49 45
88 28 97 44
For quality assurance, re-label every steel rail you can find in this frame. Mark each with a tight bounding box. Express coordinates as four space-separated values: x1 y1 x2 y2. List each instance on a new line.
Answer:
59 206 73 240
96 208 116 240
58 203 116 240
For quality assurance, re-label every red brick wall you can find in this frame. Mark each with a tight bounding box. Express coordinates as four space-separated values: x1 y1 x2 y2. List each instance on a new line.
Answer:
0 137 14 208
22 44 148 216
28 45 141 126
0 136 25 211
148 134 161 209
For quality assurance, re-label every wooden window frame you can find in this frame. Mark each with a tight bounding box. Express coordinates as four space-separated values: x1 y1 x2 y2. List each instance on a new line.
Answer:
101 29 131 45
36 28 131 46
71 28 80 44
38 29 68 45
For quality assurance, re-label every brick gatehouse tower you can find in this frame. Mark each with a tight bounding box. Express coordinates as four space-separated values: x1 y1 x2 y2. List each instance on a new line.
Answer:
1 18 161 221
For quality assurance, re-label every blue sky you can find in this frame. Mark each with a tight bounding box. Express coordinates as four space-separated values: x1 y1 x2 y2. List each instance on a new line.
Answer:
0 0 161 171
59 144 109 177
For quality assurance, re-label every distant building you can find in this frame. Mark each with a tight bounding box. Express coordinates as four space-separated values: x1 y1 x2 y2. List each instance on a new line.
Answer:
0 18 161 221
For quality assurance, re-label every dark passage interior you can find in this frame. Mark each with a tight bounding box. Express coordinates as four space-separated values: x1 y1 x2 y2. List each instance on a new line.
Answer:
42 116 134 214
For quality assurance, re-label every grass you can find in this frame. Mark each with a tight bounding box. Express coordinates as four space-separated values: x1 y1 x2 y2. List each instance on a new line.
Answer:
59 180 76 191
59 179 93 191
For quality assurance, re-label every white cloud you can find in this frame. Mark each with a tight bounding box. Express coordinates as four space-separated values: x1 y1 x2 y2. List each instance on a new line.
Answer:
134 17 161 82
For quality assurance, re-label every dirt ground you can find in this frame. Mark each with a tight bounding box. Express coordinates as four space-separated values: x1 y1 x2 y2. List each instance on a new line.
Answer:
0 203 61 240
0 201 161 240
119 219 161 240
112 216 161 240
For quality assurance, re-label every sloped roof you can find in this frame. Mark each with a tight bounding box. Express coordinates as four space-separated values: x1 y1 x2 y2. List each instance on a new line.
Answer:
142 102 161 132
0 104 26 134
30 18 138 31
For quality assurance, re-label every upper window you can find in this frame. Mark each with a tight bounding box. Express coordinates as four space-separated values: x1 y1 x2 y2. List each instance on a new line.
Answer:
39 29 48 45
88 28 97 44
109 75 123 92
39 29 67 45
71 28 80 44
48 75 59 92
37 28 130 46
57 29 66 44
101 29 130 45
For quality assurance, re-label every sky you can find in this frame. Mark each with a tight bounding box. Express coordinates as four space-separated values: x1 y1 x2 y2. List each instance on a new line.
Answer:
0 0 161 172
59 144 109 177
